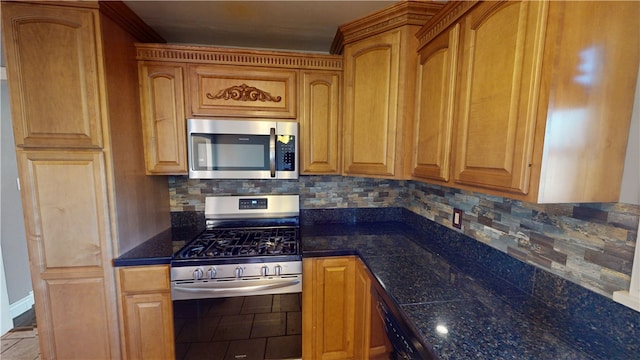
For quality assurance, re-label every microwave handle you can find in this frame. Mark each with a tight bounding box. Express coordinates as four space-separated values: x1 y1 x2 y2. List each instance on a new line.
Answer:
269 127 276 177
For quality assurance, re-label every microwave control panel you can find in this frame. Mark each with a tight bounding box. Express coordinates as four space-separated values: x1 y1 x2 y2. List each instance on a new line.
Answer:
276 135 296 171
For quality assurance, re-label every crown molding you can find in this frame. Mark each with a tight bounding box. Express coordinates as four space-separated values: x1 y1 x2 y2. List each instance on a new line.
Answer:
135 43 343 71
99 0 165 43
416 1 479 50
331 0 443 54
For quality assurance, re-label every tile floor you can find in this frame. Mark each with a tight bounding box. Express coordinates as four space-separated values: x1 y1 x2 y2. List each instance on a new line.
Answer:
1 308 40 360
174 293 302 360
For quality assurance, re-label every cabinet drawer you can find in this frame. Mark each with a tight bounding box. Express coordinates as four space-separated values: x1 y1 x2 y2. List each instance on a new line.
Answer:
189 65 297 118
119 265 170 293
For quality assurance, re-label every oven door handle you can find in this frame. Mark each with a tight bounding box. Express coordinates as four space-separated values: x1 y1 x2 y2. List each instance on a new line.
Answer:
173 278 300 295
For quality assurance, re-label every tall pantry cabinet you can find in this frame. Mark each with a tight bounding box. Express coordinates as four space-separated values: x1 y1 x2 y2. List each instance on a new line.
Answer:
1 1 169 358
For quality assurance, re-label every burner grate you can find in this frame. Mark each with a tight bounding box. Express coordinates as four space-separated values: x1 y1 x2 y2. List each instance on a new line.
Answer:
177 227 299 259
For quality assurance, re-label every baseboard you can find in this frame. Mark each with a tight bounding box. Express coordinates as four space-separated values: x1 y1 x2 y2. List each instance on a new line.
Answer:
9 291 34 319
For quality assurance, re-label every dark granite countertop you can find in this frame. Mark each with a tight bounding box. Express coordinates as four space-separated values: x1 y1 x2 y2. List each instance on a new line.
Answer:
113 226 203 267
302 222 600 360
113 214 637 359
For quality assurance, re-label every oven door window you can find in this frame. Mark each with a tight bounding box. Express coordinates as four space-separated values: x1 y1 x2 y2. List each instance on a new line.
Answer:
191 133 269 171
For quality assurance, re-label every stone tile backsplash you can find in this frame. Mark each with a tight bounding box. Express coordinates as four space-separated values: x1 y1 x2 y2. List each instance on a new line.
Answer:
169 175 639 300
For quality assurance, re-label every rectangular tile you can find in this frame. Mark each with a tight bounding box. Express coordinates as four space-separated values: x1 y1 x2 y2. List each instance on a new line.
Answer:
250 313 286 338
213 314 253 341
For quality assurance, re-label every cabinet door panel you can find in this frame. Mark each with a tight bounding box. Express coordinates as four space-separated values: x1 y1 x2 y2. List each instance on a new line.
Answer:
454 1 546 194
44 278 114 359
303 257 356 360
413 25 459 182
2 3 104 148
343 31 401 176
123 293 174 360
190 65 297 118
300 71 341 174
19 150 110 272
139 62 187 174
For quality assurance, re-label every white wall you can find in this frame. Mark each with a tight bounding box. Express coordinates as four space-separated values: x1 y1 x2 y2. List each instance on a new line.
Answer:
0 35 32 326
0 65 13 335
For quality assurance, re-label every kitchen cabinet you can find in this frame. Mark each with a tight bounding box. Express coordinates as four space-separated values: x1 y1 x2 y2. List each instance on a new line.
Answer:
299 70 342 174
302 256 391 359
3 3 104 149
135 43 344 175
189 64 297 118
118 265 174 360
2 1 168 358
338 1 442 179
412 24 459 182
414 0 639 203
138 62 188 174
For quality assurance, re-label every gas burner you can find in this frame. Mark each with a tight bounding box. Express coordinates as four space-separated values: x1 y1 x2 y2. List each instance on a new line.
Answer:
176 226 299 260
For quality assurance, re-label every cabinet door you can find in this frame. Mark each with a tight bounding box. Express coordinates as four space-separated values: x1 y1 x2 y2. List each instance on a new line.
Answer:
413 25 460 182
2 3 104 148
300 71 341 174
119 265 174 360
343 30 401 177
302 257 356 359
189 65 297 118
453 1 547 194
138 62 188 174
17 150 120 359
122 293 174 359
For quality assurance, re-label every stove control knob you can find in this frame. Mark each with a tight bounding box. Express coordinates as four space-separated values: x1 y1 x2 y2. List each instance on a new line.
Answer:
261 266 269 277
206 267 217 279
235 266 244 278
274 264 282 276
193 268 204 280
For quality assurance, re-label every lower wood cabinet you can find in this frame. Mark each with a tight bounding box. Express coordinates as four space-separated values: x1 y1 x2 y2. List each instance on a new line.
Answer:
118 265 175 360
302 256 391 359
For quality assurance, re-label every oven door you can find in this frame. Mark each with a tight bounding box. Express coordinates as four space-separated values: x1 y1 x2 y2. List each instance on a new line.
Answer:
173 289 302 359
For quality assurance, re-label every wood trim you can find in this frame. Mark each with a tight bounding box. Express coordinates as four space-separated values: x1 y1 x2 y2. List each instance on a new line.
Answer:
331 0 443 54
135 43 343 70
98 0 165 43
416 0 479 50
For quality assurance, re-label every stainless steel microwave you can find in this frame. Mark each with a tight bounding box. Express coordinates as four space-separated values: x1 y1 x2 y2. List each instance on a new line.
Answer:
187 118 298 179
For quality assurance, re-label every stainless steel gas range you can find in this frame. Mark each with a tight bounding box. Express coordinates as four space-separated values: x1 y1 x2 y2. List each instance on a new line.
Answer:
171 194 302 300
171 195 303 360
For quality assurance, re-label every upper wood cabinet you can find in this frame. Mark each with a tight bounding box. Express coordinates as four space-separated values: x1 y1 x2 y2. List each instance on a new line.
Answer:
453 0 546 195
135 43 344 175
138 62 188 174
299 70 342 175
412 24 459 182
337 1 443 179
415 0 639 203
189 64 297 118
2 2 105 148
